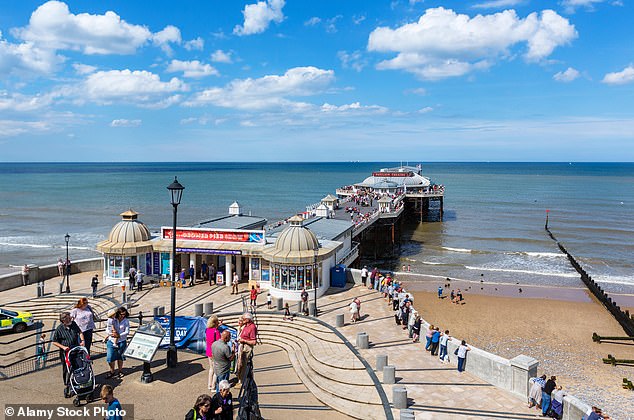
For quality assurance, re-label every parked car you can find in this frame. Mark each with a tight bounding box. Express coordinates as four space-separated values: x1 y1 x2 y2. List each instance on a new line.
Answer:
0 308 34 333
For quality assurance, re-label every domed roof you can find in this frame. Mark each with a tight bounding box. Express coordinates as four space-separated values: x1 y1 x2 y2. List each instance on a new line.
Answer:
96 210 153 255
358 169 431 188
263 215 322 264
274 215 319 253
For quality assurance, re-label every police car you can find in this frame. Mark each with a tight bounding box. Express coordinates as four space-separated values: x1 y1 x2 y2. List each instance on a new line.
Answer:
0 308 34 333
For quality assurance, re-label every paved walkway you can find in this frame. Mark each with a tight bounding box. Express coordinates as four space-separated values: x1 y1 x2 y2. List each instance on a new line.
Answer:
1 274 541 419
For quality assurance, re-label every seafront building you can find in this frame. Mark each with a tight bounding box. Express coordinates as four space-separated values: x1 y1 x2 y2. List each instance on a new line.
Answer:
95 165 444 302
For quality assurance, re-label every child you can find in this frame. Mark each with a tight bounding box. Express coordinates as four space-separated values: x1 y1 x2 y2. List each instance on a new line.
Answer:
100 384 123 420
36 333 47 368
266 292 272 309
283 303 293 321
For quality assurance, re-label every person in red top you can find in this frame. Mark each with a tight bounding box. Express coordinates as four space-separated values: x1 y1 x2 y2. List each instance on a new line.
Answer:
249 286 258 310
236 312 257 384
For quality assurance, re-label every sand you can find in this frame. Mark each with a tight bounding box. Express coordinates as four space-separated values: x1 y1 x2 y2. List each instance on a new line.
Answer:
404 281 634 420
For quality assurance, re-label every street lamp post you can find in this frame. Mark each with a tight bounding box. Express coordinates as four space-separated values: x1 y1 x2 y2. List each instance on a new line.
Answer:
166 177 184 368
313 244 319 317
64 233 71 293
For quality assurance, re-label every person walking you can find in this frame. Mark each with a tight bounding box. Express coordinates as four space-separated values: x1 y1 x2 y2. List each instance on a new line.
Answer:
361 266 369 287
212 331 234 392
206 315 222 391
249 285 258 310
349 299 358 323
210 263 216 285
189 265 195 287
201 261 209 284
185 394 213 420
100 385 124 420
231 272 239 294
105 307 130 378
542 376 557 416
437 285 443 299
179 268 186 287
51 312 84 394
57 258 65 278
135 270 143 292
90 274 99 298
456 340 471 372
70 298 97 355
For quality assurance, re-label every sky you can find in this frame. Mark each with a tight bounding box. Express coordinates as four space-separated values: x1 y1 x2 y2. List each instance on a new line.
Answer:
0 0 633 162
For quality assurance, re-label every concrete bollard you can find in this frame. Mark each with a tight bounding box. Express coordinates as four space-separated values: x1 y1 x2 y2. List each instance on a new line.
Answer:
153 306 160 317
376 354 388 372
383 365 396 384
296 302 303 314
194 303 203 317
309 302 317 316
335 313 345 327
159 306 165 316
204 302 213 315
400 408 415 420
356 332 369 349
393 387 407 409
276 298 284 311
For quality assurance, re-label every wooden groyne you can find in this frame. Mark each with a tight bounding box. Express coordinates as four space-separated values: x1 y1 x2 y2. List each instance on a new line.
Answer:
545 225 634 337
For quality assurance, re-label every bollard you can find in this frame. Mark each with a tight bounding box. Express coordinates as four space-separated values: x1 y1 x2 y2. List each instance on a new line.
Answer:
296 302 303 314
159 306 165 316
153 306 160 317
383 365 396 384
59 281 63 295
194 303 203 317
393 387 407 409
376 354 388 372
356 332 369 349
309 302 317 316
204 302 213 315
335 314 345 327
276 298 284 311
400 408 415 420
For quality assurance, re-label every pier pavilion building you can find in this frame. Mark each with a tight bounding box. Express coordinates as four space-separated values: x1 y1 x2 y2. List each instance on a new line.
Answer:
96 203 357 302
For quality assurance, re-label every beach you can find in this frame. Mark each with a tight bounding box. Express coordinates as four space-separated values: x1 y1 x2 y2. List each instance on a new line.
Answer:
404 278 634 419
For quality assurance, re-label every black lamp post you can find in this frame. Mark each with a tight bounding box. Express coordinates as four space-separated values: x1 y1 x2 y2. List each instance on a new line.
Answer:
166 177 184 368
65 233 71 293
313 244 319 317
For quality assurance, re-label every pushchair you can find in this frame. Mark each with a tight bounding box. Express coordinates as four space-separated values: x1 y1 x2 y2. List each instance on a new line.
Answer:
63 346 95 406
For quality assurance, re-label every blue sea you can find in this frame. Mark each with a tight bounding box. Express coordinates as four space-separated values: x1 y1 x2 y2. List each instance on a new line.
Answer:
1 162 632 294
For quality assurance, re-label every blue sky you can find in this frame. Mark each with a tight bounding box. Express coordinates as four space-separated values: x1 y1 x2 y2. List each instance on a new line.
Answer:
1 0 633 162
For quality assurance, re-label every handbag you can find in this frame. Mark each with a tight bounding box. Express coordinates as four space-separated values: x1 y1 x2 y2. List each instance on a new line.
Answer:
454 348 459 355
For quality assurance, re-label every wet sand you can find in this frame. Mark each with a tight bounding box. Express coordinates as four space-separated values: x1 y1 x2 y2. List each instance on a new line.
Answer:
401 278 634 420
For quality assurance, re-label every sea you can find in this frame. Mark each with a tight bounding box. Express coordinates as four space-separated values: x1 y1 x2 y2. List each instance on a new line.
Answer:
1 162 632 295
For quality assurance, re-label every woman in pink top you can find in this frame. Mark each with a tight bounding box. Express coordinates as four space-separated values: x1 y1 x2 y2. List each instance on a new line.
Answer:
205 315 222 390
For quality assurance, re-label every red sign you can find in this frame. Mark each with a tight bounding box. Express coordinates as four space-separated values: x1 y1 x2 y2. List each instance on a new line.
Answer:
162 228 265 243
372 172 413 177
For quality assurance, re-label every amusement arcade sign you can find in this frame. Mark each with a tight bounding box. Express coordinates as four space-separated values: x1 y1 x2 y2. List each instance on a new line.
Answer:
161 227 265 244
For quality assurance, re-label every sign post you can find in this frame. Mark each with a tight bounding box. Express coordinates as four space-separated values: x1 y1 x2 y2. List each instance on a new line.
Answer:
123 321 166 384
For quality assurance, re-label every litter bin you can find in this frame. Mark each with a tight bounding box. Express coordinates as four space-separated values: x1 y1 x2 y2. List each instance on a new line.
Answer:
330 265 347 288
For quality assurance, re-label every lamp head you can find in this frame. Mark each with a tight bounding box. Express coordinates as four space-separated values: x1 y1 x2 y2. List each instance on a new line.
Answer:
167 176 185 206
64 233 70 244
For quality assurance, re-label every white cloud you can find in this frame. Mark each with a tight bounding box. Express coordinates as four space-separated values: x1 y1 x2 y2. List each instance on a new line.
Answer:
110 119 141 127
15 1 152 54
409 0 425 4
560 0 608 13
186 66 334 110
60 69 187 108
166 60 219 78
304 17 321 26
234 0 285 36
553 67 580 82
0 119 51 138
211 49 233 63
321 102 388 114
353 15 366 25
368 7 577 80
0 31 64 76
72 63 96 75
408 87 427 95
184 37 204 51
417 106 433 113
472 0 525 9
602 65 634 85
338 50 367 72
152 25 181 54
0 91 53 111
325 16 342 33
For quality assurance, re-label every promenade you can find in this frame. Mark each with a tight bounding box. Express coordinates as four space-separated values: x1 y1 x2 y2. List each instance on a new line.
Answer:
1 273 538 419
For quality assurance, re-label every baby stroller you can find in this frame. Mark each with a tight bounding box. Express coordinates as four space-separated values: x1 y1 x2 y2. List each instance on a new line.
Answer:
63 346 95 406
